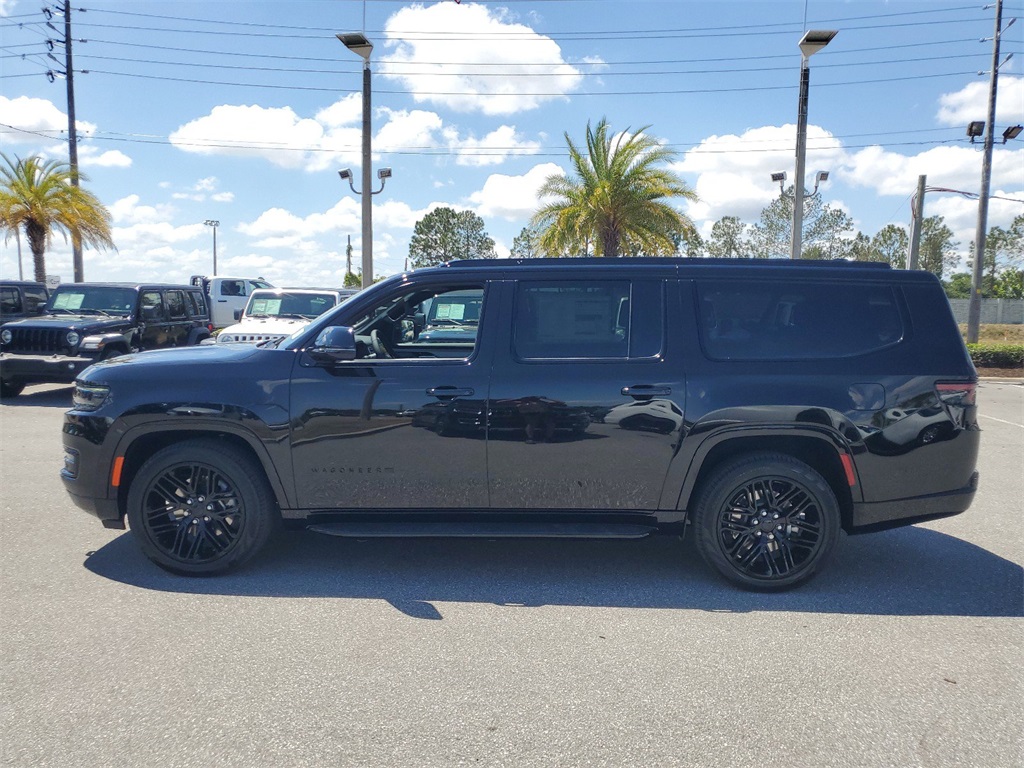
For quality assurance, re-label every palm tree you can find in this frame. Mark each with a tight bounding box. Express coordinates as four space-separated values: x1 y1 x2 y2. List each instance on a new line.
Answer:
0 154 114 282
531 118 697 258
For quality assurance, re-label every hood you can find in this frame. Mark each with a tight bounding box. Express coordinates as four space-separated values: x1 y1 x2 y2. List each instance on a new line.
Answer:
1 313 132 334
79 343 265 380
218 316 309 341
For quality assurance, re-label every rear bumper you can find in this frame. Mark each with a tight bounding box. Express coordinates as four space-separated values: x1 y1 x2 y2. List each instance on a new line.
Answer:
0 352 96 384
849 471 979 533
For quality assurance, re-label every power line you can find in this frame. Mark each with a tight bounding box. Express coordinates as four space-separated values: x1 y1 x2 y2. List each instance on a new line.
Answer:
75 66 981 96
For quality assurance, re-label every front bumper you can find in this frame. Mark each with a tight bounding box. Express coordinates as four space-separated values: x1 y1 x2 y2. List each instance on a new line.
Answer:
61 414 124 529
0 352 97 385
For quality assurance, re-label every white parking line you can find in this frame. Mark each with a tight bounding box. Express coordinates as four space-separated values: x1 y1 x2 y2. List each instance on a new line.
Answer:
980 414 1024 428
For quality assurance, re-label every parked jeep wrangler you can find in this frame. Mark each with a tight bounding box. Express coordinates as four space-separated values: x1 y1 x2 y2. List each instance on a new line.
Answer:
1 282 211 397
60 259 979 590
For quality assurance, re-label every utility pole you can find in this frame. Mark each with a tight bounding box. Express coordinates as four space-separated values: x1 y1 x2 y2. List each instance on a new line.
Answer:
63 1 83 282
967 0 1009 343
908 175 926 270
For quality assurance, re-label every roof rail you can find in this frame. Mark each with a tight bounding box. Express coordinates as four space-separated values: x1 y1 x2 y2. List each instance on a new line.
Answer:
442 257 891 269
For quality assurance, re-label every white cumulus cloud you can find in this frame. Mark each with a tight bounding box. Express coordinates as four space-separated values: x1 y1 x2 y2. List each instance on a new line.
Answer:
469 162 563 221
0 95 95 144
937 76 1024 126
380 2 592 115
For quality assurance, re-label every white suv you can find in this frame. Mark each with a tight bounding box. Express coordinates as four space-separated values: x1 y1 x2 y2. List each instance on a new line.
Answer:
216 288 357 344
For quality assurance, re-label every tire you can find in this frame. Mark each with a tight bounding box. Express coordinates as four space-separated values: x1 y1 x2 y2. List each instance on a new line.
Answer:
0 380 24 398
126 439 279 576
692 452 840 591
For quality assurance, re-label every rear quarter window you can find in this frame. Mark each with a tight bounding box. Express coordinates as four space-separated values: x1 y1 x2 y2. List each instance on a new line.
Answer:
696 279 904 360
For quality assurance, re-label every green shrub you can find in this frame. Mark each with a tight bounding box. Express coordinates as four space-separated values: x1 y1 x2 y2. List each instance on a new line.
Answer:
967 343 1024 368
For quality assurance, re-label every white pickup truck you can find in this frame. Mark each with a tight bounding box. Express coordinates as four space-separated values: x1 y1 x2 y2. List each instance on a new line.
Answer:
189 275 274 329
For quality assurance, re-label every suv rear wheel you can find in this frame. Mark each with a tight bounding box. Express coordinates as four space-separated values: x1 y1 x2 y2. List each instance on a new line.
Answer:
126 439 278 575
693 452 840 591
0 380 24 398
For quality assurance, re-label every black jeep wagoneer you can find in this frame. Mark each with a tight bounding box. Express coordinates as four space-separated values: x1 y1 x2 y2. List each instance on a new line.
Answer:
61 259 979 590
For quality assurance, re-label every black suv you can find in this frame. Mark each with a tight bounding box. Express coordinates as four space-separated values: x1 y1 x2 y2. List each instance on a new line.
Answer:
1 282 211 397
0 280 49 322
59 259 979 590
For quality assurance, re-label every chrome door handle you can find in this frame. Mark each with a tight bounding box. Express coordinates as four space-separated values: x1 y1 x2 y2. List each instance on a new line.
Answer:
427 386 474 399
621 385 672 399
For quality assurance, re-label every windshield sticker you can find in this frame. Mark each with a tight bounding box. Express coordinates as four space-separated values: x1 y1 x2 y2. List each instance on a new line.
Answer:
52 293 85 310
434 303 465 320
250 299 282 315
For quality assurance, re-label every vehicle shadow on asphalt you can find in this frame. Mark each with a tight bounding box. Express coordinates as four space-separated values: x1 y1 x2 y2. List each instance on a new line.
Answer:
0 386 72 407
83 526 1023 619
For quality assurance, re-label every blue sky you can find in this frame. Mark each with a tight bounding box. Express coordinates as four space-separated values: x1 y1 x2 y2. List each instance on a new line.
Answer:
1 0 1022 286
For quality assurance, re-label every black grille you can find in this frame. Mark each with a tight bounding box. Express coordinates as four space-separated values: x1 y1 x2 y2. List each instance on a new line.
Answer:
6 328 67 354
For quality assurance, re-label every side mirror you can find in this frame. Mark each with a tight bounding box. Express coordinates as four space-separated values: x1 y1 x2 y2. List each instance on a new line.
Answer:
308 326 357 365
234 308 242 320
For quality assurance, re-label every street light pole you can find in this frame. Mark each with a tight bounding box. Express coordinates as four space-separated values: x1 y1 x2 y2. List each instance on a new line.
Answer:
791 29 837 259
204 220 219 274
338 33 375 289
967 0 1008 344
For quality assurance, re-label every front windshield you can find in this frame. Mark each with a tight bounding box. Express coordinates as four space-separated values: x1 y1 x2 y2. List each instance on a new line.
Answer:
245 292 338 319
48 286 136 315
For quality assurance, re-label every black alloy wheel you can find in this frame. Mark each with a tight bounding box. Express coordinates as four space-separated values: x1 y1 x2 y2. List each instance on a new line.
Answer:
693 452 841 591
127 440 277 575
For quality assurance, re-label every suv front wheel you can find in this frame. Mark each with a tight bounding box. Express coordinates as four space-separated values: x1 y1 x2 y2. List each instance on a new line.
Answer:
126 439 278 575
693 452 841 591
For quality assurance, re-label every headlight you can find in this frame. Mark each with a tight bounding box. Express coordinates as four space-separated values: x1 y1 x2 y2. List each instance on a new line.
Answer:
217 334 235 343
66 331 80 347
0 329 10 345
72 382 110 411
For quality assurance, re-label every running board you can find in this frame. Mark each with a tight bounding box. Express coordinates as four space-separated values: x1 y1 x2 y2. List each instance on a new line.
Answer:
306 521 656 539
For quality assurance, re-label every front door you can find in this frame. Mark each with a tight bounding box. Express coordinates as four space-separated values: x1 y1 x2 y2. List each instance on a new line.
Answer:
290 281 496 511
487 278 684 511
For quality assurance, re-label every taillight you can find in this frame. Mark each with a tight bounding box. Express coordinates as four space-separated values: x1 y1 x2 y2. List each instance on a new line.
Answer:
935 381 977 406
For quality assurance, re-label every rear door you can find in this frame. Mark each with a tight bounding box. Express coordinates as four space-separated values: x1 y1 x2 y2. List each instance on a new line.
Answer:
163 290 191 346
137 290 170 349
486 276 683 511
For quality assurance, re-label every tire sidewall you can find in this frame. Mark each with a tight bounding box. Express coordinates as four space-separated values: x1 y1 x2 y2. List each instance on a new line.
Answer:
694 453 841 591
126 440 276 576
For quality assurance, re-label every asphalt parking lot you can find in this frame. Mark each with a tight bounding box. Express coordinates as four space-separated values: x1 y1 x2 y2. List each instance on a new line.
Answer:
1 381 1021 768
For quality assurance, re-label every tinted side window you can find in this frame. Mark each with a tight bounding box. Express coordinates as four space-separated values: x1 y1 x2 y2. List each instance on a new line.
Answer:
221 280 246 297
0 288 21 315
140 291 165 321
696 279 904 360
165 290 187 320
514 281 632 360
186 290 208 318
23 288 48 313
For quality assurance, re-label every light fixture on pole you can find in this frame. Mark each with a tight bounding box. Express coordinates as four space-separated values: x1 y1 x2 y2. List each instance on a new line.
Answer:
791 28 837 259
771 169 828 200
1002 124 1022 143
967 121 985 143
203 219 219 274
771 171 787 195
338 32 376 289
